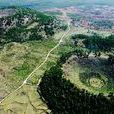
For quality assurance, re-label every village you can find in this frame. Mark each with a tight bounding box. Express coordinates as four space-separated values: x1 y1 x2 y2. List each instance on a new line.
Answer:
45 5 114 32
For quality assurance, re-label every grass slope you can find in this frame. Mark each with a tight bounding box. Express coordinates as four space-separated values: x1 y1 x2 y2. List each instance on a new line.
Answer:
0 7 69 114
0 28 73 114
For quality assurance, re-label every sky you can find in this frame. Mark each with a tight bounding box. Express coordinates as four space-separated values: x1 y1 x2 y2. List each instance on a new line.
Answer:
0 0 114 9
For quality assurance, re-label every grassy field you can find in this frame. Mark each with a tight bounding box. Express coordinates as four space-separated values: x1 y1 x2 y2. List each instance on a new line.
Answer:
0 85 51 114
0 27 74 114
0 39 57 114
0 41 57 114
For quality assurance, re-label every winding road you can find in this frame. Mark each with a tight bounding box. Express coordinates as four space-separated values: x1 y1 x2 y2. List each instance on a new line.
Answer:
0 20 71 104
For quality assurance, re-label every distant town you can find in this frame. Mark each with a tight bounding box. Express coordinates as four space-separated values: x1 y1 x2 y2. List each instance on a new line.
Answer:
45 5 114 32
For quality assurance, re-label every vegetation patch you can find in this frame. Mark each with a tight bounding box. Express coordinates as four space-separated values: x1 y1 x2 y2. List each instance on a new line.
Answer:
0 7 67 47
90 77 104 88
80 72 107 89
39 64 114 114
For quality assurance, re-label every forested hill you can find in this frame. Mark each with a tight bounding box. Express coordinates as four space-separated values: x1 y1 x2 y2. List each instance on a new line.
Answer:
0 7 67 46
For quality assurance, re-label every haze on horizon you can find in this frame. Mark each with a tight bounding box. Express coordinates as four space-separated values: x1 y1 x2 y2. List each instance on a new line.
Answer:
0 0 114 8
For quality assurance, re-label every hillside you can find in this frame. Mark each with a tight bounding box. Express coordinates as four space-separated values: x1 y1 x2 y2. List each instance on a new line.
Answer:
0 7 69 114
0 7 67 47
39 34 114 114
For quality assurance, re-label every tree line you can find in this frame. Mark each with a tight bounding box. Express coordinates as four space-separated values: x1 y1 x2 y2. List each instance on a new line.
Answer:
39 64 114 114
71 34 114 63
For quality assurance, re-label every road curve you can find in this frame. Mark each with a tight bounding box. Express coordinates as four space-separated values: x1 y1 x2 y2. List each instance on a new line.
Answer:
0 22 70 104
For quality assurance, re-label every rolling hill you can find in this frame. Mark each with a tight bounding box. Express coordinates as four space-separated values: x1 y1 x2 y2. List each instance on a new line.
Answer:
0 7 67 48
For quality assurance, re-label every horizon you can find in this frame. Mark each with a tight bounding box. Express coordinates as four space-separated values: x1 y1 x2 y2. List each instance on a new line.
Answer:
0 0 114 8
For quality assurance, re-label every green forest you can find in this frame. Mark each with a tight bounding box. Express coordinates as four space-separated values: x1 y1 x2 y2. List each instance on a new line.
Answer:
39 34 114 114
0 7 67 47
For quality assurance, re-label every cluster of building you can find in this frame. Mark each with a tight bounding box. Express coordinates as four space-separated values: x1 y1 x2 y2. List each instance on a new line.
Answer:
70 5 114 32
46 5 114 32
